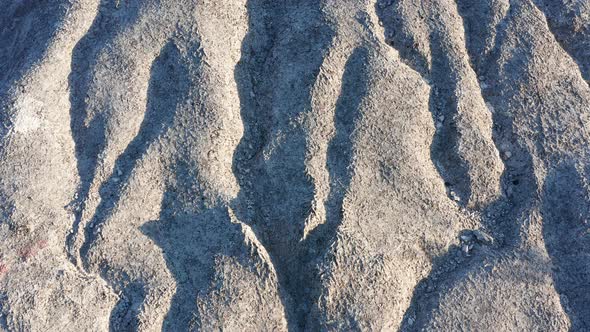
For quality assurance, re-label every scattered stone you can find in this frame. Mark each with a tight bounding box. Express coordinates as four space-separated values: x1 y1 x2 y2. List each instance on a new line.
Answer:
473 229 494 245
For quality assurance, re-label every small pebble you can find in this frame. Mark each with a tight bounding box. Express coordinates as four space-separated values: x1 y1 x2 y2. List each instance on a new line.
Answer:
462 244 471 256
473 230 494 245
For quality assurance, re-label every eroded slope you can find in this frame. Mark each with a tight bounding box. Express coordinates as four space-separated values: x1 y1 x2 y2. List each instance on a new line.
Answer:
0 0 589 331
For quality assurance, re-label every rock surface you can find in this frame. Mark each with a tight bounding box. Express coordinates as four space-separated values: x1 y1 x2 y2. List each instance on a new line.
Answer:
0 0 589 331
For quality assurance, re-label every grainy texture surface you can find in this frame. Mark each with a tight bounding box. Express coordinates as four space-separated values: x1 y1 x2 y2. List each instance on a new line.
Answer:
0 0 589 331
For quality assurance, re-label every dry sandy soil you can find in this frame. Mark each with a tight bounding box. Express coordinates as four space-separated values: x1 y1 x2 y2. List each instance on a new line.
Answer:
0 0 589 331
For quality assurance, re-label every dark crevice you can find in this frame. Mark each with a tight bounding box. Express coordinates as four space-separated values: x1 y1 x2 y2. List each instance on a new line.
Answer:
464 0 541 246
78 39 188 330
456 0 531 244
531 0 590 86
376 1 473 205
0 0 71 100
375 3 485 330
232 0 289 326
66 0 145 266
479 3 590 328
301 46 370 329
542 163 590 331
232 1 335 330
399 243 487 331
0 292 8 331
108 281 146 332
78 39 188 263
454 0 511 75
528 1 590 327
397 2 541 330
375 1 430 78
478 0 543 248
142 167 243 331
427 36 472 206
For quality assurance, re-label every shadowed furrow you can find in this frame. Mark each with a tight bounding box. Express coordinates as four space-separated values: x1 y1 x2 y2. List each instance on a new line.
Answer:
0 0 589 331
